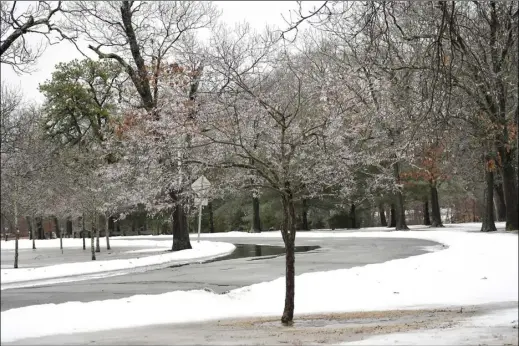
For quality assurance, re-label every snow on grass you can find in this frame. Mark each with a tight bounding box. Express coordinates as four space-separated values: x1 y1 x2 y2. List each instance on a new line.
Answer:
1 241 235 289
0 238 177 250
1 224 517 343
337 307 519 345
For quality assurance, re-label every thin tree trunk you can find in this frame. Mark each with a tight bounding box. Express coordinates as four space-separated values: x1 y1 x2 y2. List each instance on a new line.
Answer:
66 217 73 238
430 184 444 227
95 213 101 253
31 216 36 249
494 182 506 221
36 217 44 240
393 162 409 230
14 229 19 268
481 161 497 232
59 218 63 253
53 216 60 239
27 216 32 240
208 202 215 233
378 203 387 226
423 200 431 225
251 194 261 233
82 214 86 250
389 204 396 227
349 203 357 229
105 214 111 250
280 189 296 326
91 212 96 260
301 199 309 230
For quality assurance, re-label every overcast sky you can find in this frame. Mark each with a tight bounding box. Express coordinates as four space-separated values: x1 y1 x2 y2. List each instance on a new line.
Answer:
1 1 320 103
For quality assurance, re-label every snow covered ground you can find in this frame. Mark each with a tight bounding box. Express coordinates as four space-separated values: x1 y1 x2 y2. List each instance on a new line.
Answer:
338 307 518 345
1 240 235 290
1 223 516 343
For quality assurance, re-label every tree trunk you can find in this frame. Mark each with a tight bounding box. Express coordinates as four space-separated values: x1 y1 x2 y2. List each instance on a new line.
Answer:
36 217 44 240
31 217 36 249
53 216 60 239
95 216 101 253
301 199 309 230
105 214 111 250
393 162 409 230
500 163 519 230
423 200 431 225
82 214 86 250
251 194 261 233
66 217 73 238
481 162 497 232
27 216 33 240
169 190 192 251
389 204 396 227
349 203 357 229
14 229 19 268
280 189 296 326
208 202 215 233
430 184 444 227
90 231 96 260
378 203 387 226
59 218 63 253
494 183 507 222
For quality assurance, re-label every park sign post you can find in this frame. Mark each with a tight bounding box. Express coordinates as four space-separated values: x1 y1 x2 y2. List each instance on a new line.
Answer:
191 175 211 242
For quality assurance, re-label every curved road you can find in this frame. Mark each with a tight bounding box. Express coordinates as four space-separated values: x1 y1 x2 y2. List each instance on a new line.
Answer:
1 236 439 311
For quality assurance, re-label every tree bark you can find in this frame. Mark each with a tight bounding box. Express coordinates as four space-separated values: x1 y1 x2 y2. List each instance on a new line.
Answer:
208 202 215 233
251 194 262 233
82 214 86 250
301 199 309 230
280 189 296 326
389 204 396 227
430 184 444 227
393 162 409 230
481 162 497 232
423 200 431 225
14 229 19 268
95 216 101 253
90 231 96 260
105 214 111 250
59 218 63 253
349 203 357 229
53 216 60 238
378 203 387 226
31 217 36 249
494 183 507 222
27 216 33 240
66 217 73 238
169 190 192 251
36 217 44 240
500 162 519 230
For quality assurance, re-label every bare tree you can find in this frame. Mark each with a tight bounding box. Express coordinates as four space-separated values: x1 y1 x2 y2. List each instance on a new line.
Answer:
0 1 63 73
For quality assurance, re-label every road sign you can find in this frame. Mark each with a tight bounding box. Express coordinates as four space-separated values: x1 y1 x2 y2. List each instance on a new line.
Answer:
191 175 211 195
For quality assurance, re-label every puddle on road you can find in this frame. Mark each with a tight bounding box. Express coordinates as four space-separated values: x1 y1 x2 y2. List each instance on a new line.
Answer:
218 244 320 261
169 244 319 268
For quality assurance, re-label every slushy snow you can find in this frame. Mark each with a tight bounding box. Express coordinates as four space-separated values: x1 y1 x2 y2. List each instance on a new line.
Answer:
338 307 519 345
1 224 517 343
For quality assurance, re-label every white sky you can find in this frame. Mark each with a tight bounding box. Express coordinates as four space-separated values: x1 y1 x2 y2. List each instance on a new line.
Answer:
1 1 322 103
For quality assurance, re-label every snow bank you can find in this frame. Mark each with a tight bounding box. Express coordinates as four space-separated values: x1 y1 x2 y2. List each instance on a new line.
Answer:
337 307 519 345
1 225 517 342
1 241 235 289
